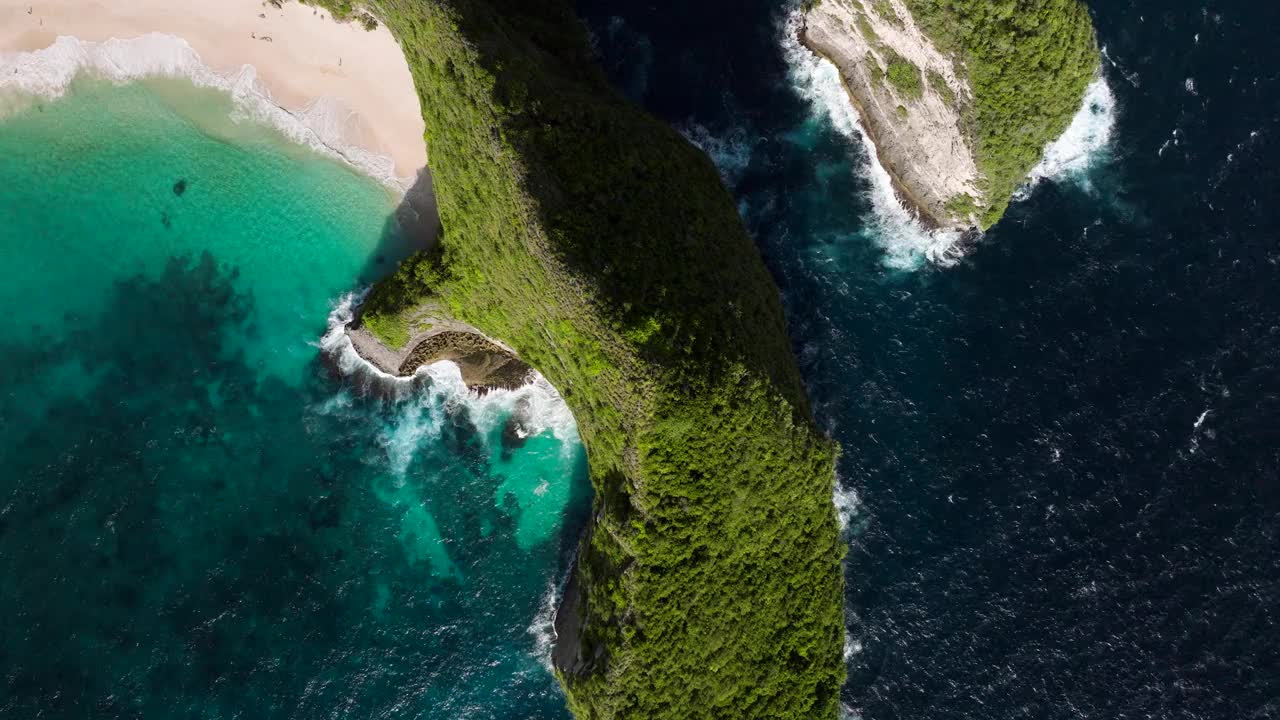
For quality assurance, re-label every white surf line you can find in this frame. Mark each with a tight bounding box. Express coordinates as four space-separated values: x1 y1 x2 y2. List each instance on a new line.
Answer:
527 579 561 672
833 480 861 533
319 293 581 451
780 9 965 271
1018 74 1118 196
0 34 411 192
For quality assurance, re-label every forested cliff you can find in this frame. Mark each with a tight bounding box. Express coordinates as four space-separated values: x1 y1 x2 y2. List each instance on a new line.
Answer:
312 0 847 717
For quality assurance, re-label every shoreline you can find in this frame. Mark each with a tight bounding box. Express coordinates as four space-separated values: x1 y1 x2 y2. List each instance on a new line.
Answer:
0 0 426 191
800 27 943 231
798 0 983 233
782 8 971 268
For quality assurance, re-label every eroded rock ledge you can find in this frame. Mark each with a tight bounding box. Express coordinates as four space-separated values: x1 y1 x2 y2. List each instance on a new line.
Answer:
347 311 533 393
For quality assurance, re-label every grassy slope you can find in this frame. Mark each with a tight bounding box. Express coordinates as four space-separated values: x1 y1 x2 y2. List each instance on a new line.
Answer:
903 0 1099 227
313 0 845 717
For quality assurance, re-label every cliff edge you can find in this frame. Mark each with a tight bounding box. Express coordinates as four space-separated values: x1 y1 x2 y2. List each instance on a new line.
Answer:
803 0 1099 230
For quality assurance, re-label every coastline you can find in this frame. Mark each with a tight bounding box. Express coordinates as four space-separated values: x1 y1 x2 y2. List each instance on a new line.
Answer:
0 0 426 191
800 27 942 231
781 8 970 268
341 298 534 394
798 0 983 232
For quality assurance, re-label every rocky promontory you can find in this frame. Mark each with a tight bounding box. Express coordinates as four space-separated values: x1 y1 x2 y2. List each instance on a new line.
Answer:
347 308 533 393
802 0 1099 230
803 0 984 230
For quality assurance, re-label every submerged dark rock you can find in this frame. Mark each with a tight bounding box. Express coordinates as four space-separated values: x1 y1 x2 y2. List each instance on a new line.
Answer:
173 179 188 196
502 398 534 453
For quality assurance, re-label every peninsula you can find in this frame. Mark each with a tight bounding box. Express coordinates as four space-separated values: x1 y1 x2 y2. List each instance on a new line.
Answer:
802 0 1099 229
322 0 846 717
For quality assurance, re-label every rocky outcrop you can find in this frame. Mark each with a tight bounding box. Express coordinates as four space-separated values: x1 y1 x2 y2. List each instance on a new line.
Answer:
802 0 983 229
347 309 533 393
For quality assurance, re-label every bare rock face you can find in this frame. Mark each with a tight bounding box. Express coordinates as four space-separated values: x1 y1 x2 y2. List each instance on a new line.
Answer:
399 330 532 392
802 0 983 230
347 310 533 393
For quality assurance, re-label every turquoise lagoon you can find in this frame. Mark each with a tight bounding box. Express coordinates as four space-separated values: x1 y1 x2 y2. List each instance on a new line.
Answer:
0 77 586 717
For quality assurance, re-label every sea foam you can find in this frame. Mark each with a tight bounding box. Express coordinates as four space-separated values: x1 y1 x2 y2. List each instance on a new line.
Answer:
1019 75 1118 195
0 34 409 191
527 580 562 672
681 121 754 187
319 292 581 477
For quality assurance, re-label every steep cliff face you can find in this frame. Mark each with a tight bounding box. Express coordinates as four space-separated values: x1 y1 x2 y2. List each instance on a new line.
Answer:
803 0 1099 230
803 0 983 229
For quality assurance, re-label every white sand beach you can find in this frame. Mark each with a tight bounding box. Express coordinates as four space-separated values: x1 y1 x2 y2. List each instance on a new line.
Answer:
0 0 426 186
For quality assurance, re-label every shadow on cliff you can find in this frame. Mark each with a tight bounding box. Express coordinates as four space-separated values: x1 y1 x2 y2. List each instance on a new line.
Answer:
371 0 811 413
355 168 442 288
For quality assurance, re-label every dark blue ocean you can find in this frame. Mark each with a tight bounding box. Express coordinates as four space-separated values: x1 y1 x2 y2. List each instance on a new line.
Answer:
576 0 1280 717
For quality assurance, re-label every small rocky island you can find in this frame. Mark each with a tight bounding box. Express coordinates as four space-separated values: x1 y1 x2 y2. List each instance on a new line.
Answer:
802 0 1099 230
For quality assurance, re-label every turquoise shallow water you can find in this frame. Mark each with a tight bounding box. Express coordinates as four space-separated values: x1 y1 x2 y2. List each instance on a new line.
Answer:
0 77 586 718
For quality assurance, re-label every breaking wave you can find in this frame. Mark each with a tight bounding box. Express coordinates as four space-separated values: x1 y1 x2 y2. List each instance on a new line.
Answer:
0 34 409 191
779 10 966 271
318 292 581 479
527 580 562 672
833 481 861 533
1020 75 1118 193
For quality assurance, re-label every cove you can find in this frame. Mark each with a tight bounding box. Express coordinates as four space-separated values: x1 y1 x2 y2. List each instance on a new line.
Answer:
0 76 588 717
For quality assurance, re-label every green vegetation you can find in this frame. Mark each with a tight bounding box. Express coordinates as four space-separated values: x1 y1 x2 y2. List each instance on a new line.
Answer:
309 0 844 717
903 0 1099 227
865 51 883 75
885 53 924 99
896 104 909 118
873 0 904 27
945 192 977 219
303 0 378 30
927 68 955 106
855 13 879 45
